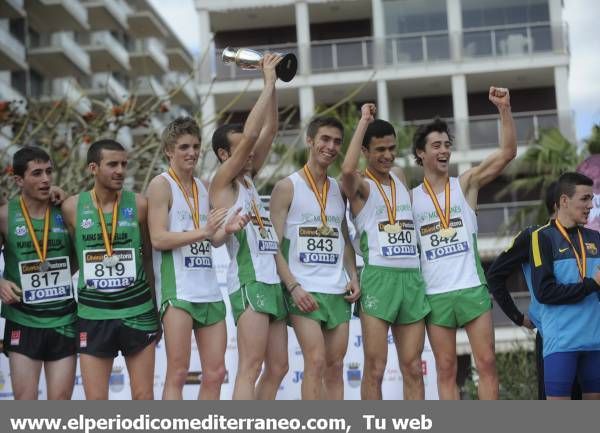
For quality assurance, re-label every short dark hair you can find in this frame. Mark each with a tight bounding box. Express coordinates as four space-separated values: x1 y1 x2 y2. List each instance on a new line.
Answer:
306 116 344 140
162 117 201 157
212 123 243 162
556 172 593 205
544 181 558 216
363 119 396 149
87 139 125 165
13 146 51 177
411 117 452 166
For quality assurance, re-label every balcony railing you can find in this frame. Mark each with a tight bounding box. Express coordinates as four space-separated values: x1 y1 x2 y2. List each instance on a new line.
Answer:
0 25 26 64
212 22 568 81
80 72 129 103
468 110 558 149
461 22 567 58
89 31 129 68
0 78 24 102
29 32 91 74
477 200 540 236
403 110 559 150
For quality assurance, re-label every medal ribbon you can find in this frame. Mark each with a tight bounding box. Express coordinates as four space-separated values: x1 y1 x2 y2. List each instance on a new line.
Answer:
423 178 450 230
365 168 396 225
303 164 329 228
243 178 266 234
19 196 50 265
91 189 120 258
555 219 586 281
168 168 200 229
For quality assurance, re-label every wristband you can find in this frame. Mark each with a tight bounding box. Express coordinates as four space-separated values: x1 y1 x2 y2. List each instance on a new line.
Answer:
288 282 300 294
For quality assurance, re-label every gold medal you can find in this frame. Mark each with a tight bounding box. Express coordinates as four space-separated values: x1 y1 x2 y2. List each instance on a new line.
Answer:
259 227 268 239
384 222 402 234
439 227 456 239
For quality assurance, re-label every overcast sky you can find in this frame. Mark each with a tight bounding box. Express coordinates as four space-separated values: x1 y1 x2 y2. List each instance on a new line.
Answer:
149 0 600 143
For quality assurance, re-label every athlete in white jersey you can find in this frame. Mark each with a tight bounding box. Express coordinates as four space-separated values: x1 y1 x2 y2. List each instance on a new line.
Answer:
341 104 430 400
147 117 249 400
271 116 360 400
209 54 289 400
411 87 516 400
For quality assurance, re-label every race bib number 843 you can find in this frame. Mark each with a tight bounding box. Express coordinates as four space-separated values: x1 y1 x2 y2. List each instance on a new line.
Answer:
297 226 341 265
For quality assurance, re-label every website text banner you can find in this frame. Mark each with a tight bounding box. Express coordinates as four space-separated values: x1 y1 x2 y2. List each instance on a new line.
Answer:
2 401 593 433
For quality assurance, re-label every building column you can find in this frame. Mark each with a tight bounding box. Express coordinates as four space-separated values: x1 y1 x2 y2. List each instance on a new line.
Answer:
376 80 389 121
201 93 217 148
295 1 311 75
446 0 462 61
548 0 565 53
195 3 213 83
299 86 315 125
371 0 385 67
451 74 470 151
554 66 576 143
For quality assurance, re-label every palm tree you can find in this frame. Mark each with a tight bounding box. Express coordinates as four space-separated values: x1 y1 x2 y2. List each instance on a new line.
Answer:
500 127 582 226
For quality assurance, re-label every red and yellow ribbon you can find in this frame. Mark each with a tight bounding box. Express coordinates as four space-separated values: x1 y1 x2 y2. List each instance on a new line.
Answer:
19 196 49 264
365 168 396 225
303 164 329 229
91 189 120 258
423 178 450 230
555 218 586 281
168 167 200 229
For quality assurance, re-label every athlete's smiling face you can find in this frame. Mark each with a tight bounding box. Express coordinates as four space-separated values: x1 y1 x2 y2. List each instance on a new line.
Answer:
308 126 343 167
418 131 452 175
166 134 200 172
90 149 128 191
364 135 396 175
15 160 53 202
562 184 594 225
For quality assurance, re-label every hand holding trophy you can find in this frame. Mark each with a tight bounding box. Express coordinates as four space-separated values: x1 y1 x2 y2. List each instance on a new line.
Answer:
222 47 298 82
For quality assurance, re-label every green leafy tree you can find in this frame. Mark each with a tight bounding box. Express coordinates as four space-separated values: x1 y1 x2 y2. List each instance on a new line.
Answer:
499 128 582 227
586 123 600 155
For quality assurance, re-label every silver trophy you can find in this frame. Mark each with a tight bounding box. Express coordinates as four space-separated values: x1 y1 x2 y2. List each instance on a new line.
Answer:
221 47 297 82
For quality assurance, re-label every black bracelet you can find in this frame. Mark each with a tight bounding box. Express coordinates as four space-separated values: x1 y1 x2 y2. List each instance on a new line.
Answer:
288 282 300 294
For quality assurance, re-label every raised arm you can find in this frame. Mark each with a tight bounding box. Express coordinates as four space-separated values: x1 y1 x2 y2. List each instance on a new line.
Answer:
210 54 282 194
341 103 374 205
251 66 279 176
460 87 516 205
270 178 318 312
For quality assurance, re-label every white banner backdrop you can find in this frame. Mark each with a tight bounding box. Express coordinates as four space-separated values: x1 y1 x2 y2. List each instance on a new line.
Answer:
0 247 438 400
